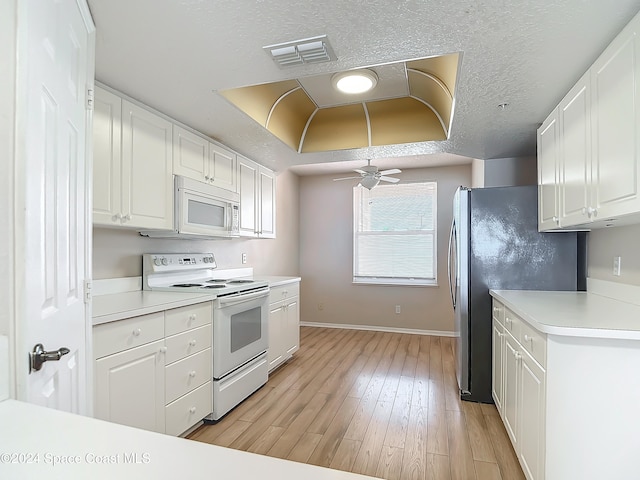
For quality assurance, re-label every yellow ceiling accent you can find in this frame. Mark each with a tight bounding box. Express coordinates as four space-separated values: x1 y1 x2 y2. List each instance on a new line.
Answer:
219 53 460 153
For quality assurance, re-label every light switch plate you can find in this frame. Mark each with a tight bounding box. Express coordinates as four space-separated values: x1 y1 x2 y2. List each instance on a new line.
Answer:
613 256 621 276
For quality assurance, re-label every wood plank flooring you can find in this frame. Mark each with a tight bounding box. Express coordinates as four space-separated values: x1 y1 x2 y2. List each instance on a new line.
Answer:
187 327 525 480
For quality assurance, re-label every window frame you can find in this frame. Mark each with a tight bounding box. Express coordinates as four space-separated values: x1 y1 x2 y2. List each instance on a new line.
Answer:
352 180 438 287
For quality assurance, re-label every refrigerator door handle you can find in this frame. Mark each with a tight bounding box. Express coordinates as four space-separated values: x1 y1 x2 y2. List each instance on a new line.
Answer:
448 218 457 309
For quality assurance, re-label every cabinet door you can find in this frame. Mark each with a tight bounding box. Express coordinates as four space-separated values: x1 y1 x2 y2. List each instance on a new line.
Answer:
519 351 546 480
173 125 208 182
121 100 174 230
559 73 592 226
209 143 237 192
591 16 640 220
93 86 122 225
492 319 504 414
267 303 285 371
285 298 299 357
503 332 520 447
537 111 560 231
95 340 166 433
238 156 258 237
259 167 276 238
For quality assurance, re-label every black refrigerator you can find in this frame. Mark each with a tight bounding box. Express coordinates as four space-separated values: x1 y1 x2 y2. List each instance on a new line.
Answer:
449 185 586 403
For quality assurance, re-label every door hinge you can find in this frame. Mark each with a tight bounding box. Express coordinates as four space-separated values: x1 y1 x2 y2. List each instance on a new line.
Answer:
84 280 92 303
86 86 94 111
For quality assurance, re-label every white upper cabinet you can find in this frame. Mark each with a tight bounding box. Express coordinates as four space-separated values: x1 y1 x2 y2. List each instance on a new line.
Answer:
93 86 174 230
558 72 591 226
209 143 238 192
121 100 174 230
538 11 640 230
590 19 640 221
238 155 276 238
173 125 238 192
537 110 560 231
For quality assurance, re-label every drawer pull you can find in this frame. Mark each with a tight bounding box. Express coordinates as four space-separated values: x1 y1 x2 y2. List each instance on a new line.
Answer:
189 370 197 377
524 334 533 343
159 346 167 353
188 314 196 322
132 328 141 337
189 407 196 414
189 340 197 347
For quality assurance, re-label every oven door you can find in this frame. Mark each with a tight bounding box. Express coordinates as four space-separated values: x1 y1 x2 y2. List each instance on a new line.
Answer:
213 287 270 378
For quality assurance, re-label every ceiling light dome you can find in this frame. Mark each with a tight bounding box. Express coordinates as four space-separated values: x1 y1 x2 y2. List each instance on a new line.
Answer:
332 69 378 94
359 175 380 190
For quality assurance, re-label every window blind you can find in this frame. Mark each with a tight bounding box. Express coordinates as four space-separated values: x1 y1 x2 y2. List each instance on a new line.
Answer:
353 182 437 285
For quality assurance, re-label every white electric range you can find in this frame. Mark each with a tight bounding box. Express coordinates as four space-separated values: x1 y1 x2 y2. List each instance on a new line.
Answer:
143 253 270 421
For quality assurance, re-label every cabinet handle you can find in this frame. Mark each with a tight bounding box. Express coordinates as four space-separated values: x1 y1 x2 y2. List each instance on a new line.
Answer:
515 352 522 360
587 207 597 218
132 328 141 337
523 334 532 343
189 370 196 377
124 214 132 221
498 332 504 338
188 314 196 322
189 340 197 347
159 346 167 353
552 215 558 224
113 213 123 221
189 407 196 414
204 176 210 181
505 317 512 325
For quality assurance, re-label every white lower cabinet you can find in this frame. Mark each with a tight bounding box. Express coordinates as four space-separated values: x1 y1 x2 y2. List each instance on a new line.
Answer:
267 282 300 372
93 302 213 436
493 300 546 480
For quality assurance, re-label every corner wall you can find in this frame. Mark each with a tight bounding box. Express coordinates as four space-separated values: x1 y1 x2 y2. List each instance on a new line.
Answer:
483 156 537 187
299 164 471 334
93 169 300 278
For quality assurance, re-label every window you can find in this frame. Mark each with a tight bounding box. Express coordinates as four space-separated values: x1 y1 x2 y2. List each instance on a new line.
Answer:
353 181 437 285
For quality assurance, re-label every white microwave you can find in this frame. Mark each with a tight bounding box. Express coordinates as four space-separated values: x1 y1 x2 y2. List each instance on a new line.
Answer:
140 176 239 239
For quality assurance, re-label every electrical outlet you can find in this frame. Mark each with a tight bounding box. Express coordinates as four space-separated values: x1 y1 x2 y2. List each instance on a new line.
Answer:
395 305 401 314
318 303 324 311
242 253 247 264
613 256 621 276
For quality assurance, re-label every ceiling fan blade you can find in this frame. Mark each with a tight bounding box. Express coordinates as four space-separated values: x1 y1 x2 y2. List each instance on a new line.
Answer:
379 176 400 183
379 168 401 175
333 176 362 181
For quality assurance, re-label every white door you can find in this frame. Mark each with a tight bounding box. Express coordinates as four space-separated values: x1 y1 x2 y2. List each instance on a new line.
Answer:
15 0 94 413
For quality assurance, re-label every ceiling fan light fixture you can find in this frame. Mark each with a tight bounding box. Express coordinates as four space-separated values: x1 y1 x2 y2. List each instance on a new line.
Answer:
332 69 378 94
360 175 380 190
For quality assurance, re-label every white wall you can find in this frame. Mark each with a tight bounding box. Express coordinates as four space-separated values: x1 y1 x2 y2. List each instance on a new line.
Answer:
93 169 300 278
471 159 484 187
299 165 471 334
483 156 537 187
588 224 640 285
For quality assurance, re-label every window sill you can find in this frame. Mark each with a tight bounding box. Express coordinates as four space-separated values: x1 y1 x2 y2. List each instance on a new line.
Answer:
353 279 438 287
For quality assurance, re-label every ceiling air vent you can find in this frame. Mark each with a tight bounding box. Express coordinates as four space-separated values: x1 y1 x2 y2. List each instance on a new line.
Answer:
264 35 336 68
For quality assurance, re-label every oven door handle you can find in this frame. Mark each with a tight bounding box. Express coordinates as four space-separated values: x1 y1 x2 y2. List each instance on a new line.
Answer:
217 288 270 307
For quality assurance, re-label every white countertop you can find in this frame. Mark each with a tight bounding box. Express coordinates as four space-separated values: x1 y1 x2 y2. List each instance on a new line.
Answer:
92 290 216 326
0 399 377 480
490 289 640 340
92 277 301 326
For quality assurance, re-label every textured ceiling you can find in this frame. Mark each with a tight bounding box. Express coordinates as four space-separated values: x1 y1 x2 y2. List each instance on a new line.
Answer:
88 0 640 174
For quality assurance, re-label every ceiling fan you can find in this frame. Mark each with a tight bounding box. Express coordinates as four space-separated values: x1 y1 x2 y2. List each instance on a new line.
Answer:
333 160 401 190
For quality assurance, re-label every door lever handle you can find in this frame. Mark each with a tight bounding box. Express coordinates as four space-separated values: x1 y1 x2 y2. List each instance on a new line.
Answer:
29 343 70 373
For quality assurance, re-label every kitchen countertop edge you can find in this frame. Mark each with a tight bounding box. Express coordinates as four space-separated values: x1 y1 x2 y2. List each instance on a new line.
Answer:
490 289 640 340
92 277 302 326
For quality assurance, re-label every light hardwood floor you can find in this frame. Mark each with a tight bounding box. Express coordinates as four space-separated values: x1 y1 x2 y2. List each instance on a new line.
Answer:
188 327 525 480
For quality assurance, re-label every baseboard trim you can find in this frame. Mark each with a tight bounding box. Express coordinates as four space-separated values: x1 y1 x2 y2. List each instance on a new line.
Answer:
299 321 456 337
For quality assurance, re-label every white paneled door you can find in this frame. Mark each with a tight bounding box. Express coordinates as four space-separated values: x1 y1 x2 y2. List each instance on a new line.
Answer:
15 0 94 413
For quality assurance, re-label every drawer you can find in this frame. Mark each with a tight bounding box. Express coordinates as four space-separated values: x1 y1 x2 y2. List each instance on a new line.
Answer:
269 282 299 304
165 302 212 336
503 308 521 339
165 348 212 403
164 324 212 365
93 312 164 359
519 320 547 368
492 300 504 325
165 381 212 436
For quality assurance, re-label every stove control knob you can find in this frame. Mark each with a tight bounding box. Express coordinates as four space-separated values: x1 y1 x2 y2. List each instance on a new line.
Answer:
162 258 168 266
154 258 162 266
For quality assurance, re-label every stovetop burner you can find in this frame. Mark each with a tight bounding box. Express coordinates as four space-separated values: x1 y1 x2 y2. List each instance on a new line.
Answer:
172 283 203 288
206 279 228 283
227 280 254 284
202 285 226 289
